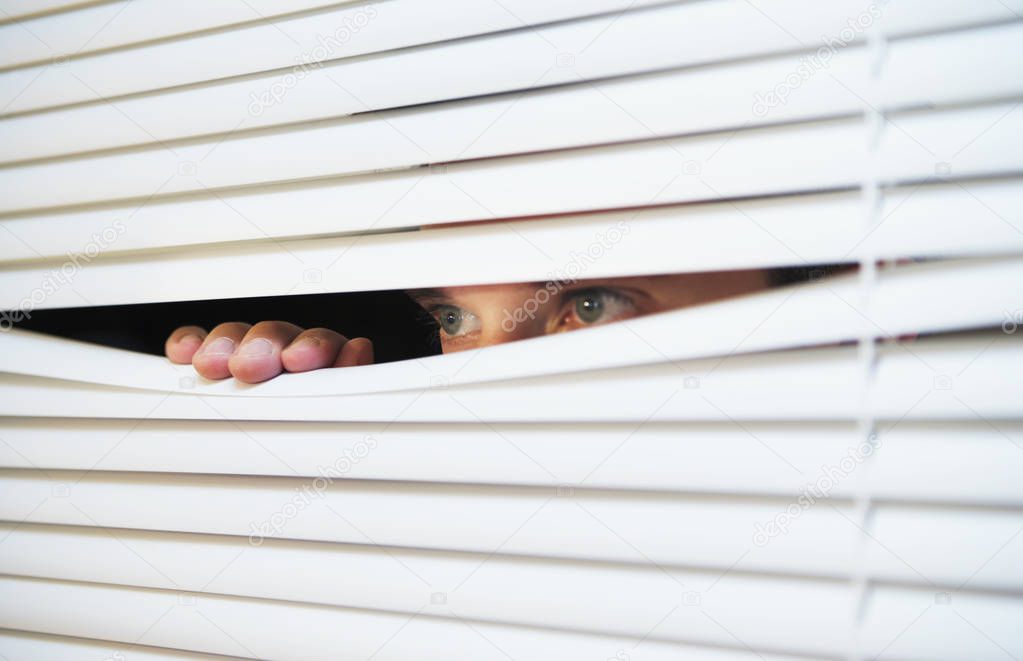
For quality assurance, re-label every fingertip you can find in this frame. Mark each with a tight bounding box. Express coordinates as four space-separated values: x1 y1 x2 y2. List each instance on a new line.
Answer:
335 337 374 367
165 326 207 364
192 336 237 380
228 338 284 384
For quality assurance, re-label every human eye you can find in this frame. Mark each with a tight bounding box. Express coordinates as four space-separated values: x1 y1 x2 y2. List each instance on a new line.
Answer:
432 304 482 338
554 288 637 331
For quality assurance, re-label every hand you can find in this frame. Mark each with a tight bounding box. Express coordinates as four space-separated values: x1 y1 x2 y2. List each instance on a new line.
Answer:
165 321 373 384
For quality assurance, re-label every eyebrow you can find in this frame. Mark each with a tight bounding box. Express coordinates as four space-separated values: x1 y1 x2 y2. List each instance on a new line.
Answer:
407 288 450 306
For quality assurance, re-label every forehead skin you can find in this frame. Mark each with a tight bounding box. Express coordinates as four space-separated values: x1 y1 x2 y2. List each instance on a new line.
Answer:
410 270 771 351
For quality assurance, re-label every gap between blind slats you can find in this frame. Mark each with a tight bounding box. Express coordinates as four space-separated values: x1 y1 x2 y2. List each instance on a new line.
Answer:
0 420 1018 507
1 0 1018 159
0 575 821 661
0 0 357 70
1 259 1020 395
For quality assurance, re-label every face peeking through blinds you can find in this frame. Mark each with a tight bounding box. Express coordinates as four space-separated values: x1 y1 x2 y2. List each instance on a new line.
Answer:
137 265 838 384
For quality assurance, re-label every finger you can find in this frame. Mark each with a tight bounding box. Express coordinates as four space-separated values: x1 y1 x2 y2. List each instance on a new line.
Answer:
334 337 374 367
192 322 251 380
281 328 348 373
165 325 207 364
228 321 304 384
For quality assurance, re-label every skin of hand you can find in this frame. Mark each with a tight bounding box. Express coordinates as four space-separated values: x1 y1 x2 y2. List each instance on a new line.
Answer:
165 270 769 384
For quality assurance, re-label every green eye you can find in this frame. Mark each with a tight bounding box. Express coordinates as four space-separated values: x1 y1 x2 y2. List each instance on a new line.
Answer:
574 293 605 324
437 305 463 336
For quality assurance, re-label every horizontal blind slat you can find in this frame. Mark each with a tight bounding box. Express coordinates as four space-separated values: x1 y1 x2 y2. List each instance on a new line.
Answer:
0 468 864 576
2 420 1018 506
862 587 1023 659
0 333 1016 422
0 522 861 649
4 18 1021 168
0 0 690 116
2 175 1020 266
0 576 831 660
0 628 235 660
0 0 1011 157
0 0 355 70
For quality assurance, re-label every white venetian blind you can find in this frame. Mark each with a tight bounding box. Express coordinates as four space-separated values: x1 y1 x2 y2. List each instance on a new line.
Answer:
1 1 1022 659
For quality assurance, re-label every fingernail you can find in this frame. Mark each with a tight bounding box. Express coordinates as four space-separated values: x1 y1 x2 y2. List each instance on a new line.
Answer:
201 337 235 356
295 336 321 349
238 338 273 357
178 333 202 346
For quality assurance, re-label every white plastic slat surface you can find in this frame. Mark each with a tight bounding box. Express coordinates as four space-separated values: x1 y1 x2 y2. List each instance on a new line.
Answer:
0 0 97 23
0 629 236 660
1 185 1022 310
2 420 1019 506
0 0 677 115
0 522 859 644
5 18 1023 206
1 101 1017 267
0 332 1017 422
2 0 1014 158
0 0 354 69
0 576 816 661
4 17 1022 168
